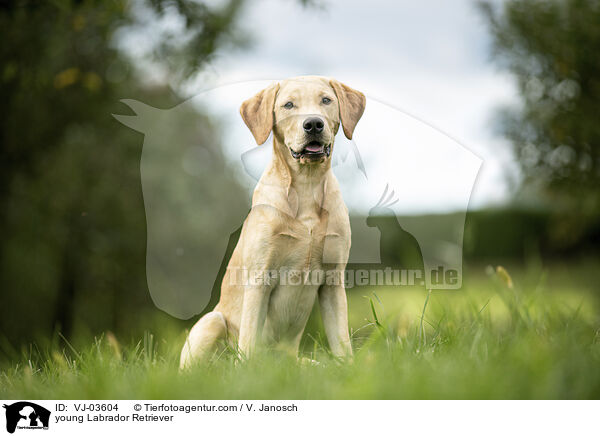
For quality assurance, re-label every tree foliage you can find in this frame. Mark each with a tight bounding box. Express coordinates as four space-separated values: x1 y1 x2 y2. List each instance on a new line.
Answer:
0 0 247 348
480 0 600 209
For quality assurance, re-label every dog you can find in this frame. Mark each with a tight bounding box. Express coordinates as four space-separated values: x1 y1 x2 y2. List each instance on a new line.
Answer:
180 76 366 368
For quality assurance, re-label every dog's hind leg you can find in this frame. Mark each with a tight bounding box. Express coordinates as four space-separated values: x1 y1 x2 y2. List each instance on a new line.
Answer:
179 311 227 369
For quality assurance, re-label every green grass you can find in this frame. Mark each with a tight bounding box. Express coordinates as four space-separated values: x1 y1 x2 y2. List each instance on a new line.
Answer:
1 261 599 399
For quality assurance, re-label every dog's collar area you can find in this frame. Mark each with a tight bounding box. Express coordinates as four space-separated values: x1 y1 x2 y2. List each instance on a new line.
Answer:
289 143 331 159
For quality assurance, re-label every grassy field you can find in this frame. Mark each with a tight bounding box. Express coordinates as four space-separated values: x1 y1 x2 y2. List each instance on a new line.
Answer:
1 260 599 399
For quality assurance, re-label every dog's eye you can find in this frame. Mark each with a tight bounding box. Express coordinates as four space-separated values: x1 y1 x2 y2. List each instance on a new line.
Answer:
322 97 332 105
283 101 294 109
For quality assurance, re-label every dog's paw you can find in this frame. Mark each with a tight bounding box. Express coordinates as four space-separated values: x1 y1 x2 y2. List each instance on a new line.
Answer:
298 357 320 366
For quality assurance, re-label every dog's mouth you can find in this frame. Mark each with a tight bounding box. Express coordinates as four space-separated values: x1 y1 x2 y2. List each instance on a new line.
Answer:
290 141 331 160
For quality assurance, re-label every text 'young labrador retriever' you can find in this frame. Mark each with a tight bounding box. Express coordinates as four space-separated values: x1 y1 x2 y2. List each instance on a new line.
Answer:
180 76 366 368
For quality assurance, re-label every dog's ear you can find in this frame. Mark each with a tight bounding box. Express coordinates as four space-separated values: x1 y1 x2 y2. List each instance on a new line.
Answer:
240 83 280 145
329 79 366 140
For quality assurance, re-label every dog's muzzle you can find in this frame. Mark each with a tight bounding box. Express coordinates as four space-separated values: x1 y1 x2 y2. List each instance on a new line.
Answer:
290 141 331 160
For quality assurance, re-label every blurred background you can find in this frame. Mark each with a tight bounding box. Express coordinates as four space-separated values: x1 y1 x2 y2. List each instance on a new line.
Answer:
1 0 599 356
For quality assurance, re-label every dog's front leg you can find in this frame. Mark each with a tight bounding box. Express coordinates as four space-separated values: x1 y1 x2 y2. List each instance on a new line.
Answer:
319 277 353 358
238 284 271 358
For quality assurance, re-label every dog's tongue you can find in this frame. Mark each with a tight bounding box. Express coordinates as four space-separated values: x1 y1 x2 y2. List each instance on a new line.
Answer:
305 143 323 153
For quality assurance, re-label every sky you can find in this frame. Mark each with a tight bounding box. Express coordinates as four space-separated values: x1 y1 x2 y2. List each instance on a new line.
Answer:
123 0 520 215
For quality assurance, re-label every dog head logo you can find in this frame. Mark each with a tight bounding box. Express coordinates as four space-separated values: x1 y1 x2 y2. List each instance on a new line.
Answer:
3 402 50 434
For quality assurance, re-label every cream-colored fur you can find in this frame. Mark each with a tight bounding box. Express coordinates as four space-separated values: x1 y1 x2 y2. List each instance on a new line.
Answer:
180 76 366 368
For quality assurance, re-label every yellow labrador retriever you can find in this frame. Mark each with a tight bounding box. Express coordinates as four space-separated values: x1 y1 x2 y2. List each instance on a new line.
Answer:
180 76 365 368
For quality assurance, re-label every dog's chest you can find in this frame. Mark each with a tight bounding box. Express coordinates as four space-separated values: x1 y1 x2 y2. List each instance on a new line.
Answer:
275 215 331 272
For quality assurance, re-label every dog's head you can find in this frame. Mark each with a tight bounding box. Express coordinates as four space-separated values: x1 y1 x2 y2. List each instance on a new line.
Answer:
240 76 365 165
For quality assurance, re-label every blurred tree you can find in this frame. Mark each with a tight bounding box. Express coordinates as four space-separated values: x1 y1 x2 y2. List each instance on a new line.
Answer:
479 0 600 213
0 0 249 351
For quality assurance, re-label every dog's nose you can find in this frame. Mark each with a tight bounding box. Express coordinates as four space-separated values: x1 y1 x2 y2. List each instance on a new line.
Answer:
303 117 324 134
